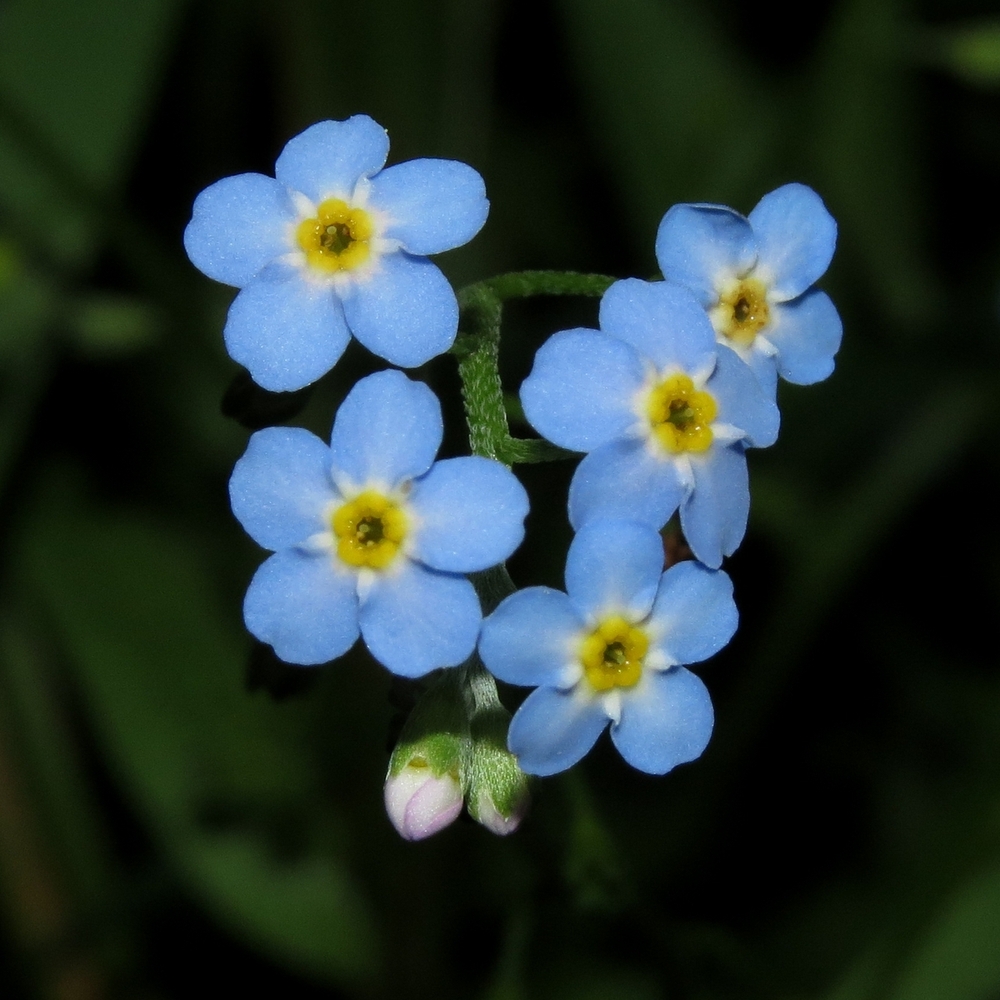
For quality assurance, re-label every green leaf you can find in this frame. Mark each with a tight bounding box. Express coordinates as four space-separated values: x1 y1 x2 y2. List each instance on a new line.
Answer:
934 21 1000 86
20 481 379 986
68 293 161 356
0 237 59 358
885 861 1000 1000
0 0 184 266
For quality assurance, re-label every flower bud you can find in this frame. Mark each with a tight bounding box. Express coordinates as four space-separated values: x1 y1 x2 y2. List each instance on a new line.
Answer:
466 707 530 836
384 672 470 841
384 755 464 841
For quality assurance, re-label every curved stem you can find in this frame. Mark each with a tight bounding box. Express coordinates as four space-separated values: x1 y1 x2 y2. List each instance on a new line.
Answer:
453 270 615 465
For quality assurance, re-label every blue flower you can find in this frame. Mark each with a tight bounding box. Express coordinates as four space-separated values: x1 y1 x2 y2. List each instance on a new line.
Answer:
655 183 842 396
479 519 737 776
519 279 779 568
184 116 489 392
229 369 528 677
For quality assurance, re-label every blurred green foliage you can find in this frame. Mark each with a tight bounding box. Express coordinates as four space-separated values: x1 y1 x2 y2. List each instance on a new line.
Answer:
0 0 999 998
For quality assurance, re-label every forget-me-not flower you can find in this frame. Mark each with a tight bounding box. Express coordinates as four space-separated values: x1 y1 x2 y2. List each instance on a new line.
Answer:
229 369 528 677
479 519 737 776
656 183 841 396
520 279 779 568
185 115 489 391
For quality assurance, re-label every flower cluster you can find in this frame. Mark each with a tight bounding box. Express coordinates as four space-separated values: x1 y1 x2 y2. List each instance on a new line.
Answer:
188 115 840 838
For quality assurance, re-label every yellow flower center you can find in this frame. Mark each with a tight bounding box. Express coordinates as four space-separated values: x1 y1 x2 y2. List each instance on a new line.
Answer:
646 373 717 454
331 490 408 569
579 616 648 692
297 198 374 273
710 276 771 347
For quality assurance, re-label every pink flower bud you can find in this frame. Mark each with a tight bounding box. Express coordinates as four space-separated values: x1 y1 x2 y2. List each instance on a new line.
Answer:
384 760 463 841
471 786 528 836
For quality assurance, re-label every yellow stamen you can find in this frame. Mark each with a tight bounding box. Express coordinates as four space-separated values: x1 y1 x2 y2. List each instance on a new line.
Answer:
710 276 771 347
646 373 717 454
297 198 374 273
331 490 408 569
579 616 648 692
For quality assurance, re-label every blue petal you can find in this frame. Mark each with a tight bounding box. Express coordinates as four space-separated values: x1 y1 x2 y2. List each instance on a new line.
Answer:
648 562 738 665
359 560 481 677
342 252 458 367
767 290 843 385
680 446 749 568
564 519 665 623
520 329 646 452
599 279 718 374
707 345 780 447
744 347 779 400
654 204 758 306
507 686 608 776
479 587 582 687
329 369 442 488
229 427 336 551
244 549 359 665
408 457 528 573
369 159 489 255
184 174 295 287
274 116 390 202
223 264 350 392
610 667 713 774
568 438 685 532
748 183 837 301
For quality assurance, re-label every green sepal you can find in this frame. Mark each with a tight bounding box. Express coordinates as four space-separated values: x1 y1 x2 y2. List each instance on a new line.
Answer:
387 671 470 780
461 663 530 823
466 704 530 822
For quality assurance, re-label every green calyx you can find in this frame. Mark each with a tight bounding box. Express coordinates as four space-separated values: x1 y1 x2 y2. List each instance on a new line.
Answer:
466 710 530 822
461 661 530 823
387 671 470 779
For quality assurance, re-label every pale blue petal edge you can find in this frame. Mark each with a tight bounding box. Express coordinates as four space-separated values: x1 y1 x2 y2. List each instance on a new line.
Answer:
767 290 843 385
329 369 442 489
748 183 837 301
408 456 528 573
610 667 713 774
648 561 738 665
479 587 582 688
569 438 686 533
359 560 481 677
229 426 336 551
508 686 609 776
599 278 718 374
654 204 758 306
244 549 359 665
275 116 390 203
369 158 489 255
680 446 749 569
184 173 295 287
519 329 645 452
223 264 350 392
745 347 779 399
707 345 780 447
564 519 665 624
342 253 459 367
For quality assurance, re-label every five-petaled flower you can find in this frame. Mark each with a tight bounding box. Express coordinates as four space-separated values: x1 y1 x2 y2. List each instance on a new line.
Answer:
519 278 779 568
229 369 528 677
479 519 737 776
656 183 842 397
184 115 489 392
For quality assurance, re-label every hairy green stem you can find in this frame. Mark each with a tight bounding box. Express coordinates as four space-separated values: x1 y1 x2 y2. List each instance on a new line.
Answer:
453 270 615 465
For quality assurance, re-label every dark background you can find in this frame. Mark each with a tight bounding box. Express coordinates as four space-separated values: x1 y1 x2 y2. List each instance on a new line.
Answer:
1 0 999 997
